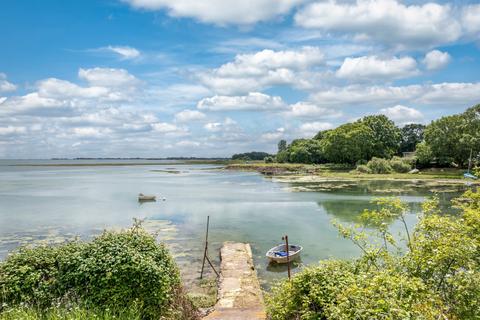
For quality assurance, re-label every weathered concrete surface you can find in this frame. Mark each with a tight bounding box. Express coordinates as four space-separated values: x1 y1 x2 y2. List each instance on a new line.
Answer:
204 242 266 320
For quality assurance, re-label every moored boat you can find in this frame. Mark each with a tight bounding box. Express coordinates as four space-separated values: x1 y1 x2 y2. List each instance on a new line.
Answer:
138 193 156 201
266 244 302 264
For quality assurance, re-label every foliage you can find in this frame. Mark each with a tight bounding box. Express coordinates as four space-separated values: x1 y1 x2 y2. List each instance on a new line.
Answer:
267 190 480 319
355 164 371 174
287 139 324 164
415 141 433 166
399 123 425 153
231 151 272 161
0 226 193 319
0 306 142 320
320 122 375 164
359 115 402 159
423 104 480 166
264 156 274 163
365 157 392 174
277 140 287 153
389 156 412 173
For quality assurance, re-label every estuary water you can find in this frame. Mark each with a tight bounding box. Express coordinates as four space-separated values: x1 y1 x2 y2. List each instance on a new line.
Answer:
0 160 468 287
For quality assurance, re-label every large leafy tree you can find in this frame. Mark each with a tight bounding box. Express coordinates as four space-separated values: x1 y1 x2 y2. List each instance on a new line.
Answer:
399 123 425 153
321 122 375 164
424 105 480 166
359 115 401 159
287 139 324 164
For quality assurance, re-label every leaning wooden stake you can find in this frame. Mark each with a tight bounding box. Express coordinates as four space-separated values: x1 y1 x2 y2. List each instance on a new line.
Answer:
282 235 291 280
200 216 219 279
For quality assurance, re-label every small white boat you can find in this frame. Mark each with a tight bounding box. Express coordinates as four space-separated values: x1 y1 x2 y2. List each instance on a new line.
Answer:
266 244 302 264
138 193 156 201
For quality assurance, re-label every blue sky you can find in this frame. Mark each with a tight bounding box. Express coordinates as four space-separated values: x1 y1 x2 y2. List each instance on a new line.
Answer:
1 0 480 158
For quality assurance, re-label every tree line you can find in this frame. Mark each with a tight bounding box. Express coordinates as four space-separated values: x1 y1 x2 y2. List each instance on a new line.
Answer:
276 104 480 167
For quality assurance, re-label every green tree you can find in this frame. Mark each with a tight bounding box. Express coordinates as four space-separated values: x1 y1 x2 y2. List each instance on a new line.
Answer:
277 140 287 153
400 123 425 153
287 139 324 164
321 122 375 164
423 104 480 166
359 115 401 158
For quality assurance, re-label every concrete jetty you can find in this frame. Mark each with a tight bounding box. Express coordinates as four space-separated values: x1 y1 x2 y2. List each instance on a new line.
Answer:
204 242 266 320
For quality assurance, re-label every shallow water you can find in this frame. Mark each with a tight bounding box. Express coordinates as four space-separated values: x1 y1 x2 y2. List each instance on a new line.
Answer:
0 160 470 287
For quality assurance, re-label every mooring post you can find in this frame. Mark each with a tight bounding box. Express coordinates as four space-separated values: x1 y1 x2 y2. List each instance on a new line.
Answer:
282 235 291 280
200 216 210 279
200 216 219 279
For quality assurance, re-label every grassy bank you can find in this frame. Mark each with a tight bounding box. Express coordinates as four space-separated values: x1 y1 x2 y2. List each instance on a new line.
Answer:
226 162 473 181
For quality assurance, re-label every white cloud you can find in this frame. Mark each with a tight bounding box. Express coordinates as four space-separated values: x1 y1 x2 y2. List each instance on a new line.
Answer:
462 4 480 34
106 45 141 60
151 122 180 133
422 50 451 71
295 0 462 49
0 126 27 135
285 102 342 118
298 121 334 137
176 140 201 147
310 82 480 107
197 92 285 111
336 55 418 80
380 105 423 124
78 67 140 88
198 47 324 94
71 127 112 138
123 0 303 25
0 73 17 92
260 127 285 141
204 117 237 132
175 109 206 122
37 78 111 100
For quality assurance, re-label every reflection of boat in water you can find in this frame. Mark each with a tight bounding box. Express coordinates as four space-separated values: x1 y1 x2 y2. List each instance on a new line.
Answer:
266 259 302 272
266 244 302 264
138 193 156 202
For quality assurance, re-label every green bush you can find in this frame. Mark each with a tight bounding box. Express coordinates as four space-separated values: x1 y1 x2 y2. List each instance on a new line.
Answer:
267 190 480 319
267 261 442 320
366 157 392 174
355 164 372 174
389 156 412 173
0 226 188 319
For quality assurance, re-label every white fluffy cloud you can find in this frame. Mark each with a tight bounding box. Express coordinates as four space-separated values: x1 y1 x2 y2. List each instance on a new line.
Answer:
0 126 27 135
197 92 285 111
123 0 303 25
311 82 480 107
336 55 418 80
198 47 324 94
298 121 334 137
380 105 423 124
295 0 462 49
106 46 141 60
462 4 480 34
285 102 342 118
175 109 206 122
260 127 285 141
78 67 140 88
0 73 17 92
423 50 451 71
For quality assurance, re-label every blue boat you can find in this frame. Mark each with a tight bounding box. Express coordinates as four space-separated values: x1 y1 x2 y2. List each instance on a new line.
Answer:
464 172 478 179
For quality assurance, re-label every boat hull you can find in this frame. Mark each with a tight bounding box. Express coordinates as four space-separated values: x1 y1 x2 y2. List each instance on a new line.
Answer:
266 244 302 264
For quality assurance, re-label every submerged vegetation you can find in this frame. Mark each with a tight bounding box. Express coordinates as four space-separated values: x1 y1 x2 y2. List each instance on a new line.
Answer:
0 223 198 320
266 189 480 319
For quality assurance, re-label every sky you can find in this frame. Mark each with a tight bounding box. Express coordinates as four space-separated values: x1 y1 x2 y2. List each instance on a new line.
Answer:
1 0 480 158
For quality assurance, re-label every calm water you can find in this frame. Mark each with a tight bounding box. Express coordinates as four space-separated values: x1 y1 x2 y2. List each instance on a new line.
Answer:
0 160 469 287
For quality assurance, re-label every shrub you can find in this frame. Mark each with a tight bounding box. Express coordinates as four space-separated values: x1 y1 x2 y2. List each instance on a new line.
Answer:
366 157 392 174
389 156 412 173
355 164 372 174
264 156 274 163
0 226 189 319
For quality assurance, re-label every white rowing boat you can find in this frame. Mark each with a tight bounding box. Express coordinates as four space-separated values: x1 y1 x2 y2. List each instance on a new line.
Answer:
138 193 156 201
266 244 302 264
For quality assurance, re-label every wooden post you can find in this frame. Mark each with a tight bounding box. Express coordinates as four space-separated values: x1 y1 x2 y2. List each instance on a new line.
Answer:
200 216 219 279
282 235 291 280
200 216 210 279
